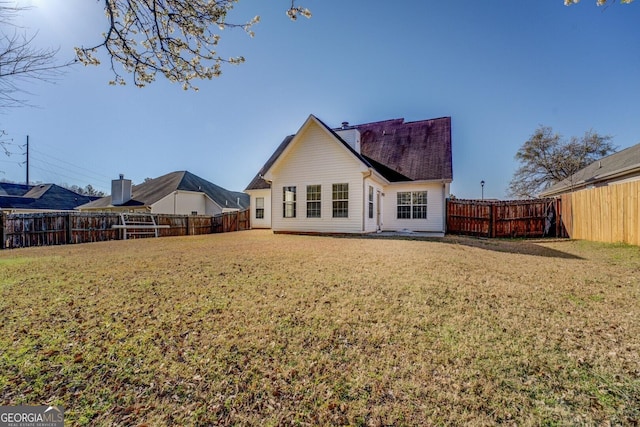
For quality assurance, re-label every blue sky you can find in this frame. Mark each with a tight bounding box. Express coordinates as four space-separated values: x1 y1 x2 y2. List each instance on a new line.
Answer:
2 0 639 198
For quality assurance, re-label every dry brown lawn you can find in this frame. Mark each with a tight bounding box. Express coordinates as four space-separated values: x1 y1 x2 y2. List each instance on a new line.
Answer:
0 230 639 426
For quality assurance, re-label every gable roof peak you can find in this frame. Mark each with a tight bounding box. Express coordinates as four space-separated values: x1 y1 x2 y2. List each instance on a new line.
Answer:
244 113 453 190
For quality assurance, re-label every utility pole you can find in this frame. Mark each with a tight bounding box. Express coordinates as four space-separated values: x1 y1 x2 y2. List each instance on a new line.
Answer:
25 135 29 185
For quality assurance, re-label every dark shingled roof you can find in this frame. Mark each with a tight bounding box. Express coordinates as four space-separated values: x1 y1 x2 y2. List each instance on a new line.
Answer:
245 115 452 190
79 171 249 210
358 117 452 181
0 183 100 210
540 143 640 197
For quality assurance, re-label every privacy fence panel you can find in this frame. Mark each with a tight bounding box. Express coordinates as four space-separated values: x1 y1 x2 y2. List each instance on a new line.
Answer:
212 210 251 234
445 201 491 237
446 199 559 238
565 181 639 246
2 213 69 249
70 212 121 243
1 210 250 250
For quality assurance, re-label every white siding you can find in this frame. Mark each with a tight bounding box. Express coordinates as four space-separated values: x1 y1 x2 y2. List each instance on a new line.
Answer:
246 189 272 229
270 123 368 233
152 191 222 215
382 182 447 232
206 198 223 215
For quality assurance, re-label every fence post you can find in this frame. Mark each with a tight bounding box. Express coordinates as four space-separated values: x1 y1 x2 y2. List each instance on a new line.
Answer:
66 213 73 244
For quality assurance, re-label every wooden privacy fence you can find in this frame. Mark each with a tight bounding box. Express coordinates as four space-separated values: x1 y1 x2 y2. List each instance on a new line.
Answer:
446 198 564 238
0 210 250 250
560 181 639 246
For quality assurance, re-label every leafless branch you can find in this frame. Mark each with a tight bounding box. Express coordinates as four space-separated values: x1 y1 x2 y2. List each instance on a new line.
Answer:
0 2 75 109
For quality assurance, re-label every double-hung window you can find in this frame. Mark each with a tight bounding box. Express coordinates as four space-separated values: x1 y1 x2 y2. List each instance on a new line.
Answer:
283 186 296 218
332 183 349 218
307 185 321 218
368 186 374 219
255 197 265 219
397 191 427 219
411 191 427 219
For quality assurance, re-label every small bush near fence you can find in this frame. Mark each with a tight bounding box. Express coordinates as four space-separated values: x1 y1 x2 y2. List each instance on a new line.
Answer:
0 210 250 250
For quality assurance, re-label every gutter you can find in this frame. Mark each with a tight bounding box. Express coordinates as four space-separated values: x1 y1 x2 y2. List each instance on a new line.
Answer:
541 164 640 197
593 164 640 182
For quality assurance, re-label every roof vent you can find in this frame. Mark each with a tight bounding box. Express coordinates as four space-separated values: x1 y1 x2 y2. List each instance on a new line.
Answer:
341 121 349 129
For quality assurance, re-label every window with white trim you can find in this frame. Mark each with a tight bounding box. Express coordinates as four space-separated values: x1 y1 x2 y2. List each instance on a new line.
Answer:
255 197 265 219
283 186 296 218
332 183 349 218
307 185 321 218
397 191 427 219
368 186 374 219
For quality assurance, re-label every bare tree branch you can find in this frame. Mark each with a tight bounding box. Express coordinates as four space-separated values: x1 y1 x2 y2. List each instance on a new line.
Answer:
0 2 75 109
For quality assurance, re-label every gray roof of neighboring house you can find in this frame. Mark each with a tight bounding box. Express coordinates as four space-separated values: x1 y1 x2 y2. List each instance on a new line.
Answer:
540 143 640 197
245 115 453 191
78 171 249 210
0 183 100 210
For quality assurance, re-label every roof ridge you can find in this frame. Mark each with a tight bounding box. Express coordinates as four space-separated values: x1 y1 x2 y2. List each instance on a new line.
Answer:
355 118 405 127
403 116 451 124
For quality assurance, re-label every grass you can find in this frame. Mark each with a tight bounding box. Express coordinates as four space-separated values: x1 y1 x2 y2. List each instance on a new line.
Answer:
0 230 639 425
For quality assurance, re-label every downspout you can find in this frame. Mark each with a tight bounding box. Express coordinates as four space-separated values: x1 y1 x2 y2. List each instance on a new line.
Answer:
442 182 447 233
262 176 274 231
174 191 178 214
362 170 372 232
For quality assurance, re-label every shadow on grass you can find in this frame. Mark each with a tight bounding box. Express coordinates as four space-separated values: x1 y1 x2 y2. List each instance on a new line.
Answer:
354 233 584 260
443 235 583 259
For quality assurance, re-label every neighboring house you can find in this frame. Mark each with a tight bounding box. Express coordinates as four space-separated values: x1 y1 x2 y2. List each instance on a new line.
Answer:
539 143 640 197
0 182 99 213
78 171 249 215
245 114 453 234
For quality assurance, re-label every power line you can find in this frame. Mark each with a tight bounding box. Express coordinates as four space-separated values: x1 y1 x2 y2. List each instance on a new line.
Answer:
29 164 110 193
30 147 113 181
29 153 109 185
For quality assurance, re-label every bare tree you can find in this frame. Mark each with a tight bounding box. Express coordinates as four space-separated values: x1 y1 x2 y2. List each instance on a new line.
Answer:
507 126 616 199
0 2 75 161
0 2 75 109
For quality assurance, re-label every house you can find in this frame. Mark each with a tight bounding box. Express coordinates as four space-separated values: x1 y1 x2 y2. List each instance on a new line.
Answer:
0 182 99 213
539 143 640 197
78 171 249 215
245 114 453 234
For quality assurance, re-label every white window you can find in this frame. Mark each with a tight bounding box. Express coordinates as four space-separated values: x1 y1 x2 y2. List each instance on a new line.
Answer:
332 183 349 218
255 197 264 219
283 187 296 218
307 185 321 218
397 191 427 219
368 186 374 219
